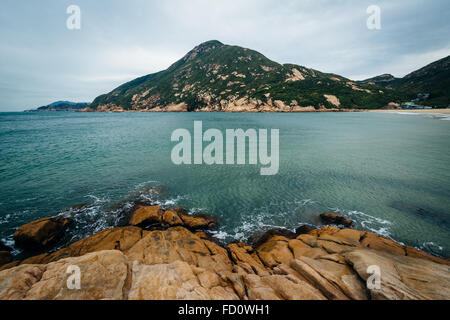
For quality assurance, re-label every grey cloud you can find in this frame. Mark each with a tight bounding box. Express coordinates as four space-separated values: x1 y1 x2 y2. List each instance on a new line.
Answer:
0 0 449 110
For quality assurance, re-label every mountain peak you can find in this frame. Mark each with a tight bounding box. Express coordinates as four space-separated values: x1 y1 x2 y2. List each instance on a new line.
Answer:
361 74 397 84
182 40 224 62
89 43 450 111
403 55 450 80
197 40 223 48
90 41 405 111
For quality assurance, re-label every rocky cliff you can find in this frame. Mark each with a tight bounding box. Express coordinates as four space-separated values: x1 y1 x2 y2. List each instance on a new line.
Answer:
0 206 449 300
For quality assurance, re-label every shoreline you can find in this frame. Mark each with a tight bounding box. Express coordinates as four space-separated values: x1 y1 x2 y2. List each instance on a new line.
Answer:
1 205 449 300
15 108 450 114
79 108 450 114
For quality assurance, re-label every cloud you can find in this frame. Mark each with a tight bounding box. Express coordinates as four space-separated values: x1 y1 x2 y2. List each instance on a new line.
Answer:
382 47 450 77
0 0 449 110
101 46 183 74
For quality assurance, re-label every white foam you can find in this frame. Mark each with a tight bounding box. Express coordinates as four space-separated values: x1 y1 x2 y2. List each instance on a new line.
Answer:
151 195 185 208
133 180 159 190
395 112 423 115
14 197 37 203
421 242 444 254
395 112 450 121
1 237 21 255
85 194 109 204
0 214 11 224
209 230 231 240
329 208 393 238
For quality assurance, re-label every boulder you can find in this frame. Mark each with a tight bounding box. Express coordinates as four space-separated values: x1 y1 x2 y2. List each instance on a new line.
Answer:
179 213 217 229
129 206 217 230
256 236 295 267
295 225 315 235
129 206 164 226
162 209 184 226
13 217 72 249
320 213 353 227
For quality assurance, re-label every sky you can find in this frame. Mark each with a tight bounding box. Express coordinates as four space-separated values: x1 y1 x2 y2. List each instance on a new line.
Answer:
0 0 449 111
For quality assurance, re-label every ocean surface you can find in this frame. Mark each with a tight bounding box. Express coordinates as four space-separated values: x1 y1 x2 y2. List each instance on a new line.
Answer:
0 111 449 258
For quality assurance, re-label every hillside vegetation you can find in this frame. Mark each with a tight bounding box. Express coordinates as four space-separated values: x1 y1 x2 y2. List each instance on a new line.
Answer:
89 41 448 111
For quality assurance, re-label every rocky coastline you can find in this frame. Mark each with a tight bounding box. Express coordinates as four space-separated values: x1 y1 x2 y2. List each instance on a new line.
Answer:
0 205 449 300
77 105 450 114
78 105 371 113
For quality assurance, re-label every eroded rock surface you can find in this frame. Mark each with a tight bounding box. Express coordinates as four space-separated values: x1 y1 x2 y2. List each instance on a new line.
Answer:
1 222 449 300
320 213 353 227
129 206 217 230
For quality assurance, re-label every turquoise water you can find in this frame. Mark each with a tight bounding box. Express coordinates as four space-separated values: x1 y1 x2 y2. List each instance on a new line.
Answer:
0 111 449 257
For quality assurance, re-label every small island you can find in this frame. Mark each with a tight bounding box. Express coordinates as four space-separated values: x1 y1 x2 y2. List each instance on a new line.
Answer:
26 101 90 112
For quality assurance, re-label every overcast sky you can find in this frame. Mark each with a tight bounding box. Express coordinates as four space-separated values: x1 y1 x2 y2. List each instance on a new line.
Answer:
1 0 449 111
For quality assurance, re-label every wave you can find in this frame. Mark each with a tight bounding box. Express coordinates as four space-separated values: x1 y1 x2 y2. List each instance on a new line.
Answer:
4 183 447 259
395 112 450 121
434 114 450 120
333 209 393 238
395 112 423 115
0 213 12 224
208 200 396 244
420 242 445 256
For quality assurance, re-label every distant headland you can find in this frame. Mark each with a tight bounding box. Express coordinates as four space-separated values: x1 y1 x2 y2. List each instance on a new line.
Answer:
25 101 91 112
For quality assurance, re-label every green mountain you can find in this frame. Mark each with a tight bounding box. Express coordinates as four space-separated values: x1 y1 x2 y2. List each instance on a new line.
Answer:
360 74 398 85
361 56 450 107
89 40 433 112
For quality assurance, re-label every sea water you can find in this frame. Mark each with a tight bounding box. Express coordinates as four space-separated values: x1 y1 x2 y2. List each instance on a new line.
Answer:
0 111 449 257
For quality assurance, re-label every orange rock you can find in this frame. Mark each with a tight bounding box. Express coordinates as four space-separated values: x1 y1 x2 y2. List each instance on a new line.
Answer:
227 242 267 275
13 217 72 249
129 206 217 230
21 226 144 265
308 226 341 237
343 249 450 300
0 251 129 300
162 209 184 226
360 232 405 256
179 213 217 229
129 206 163 226
256 236 294 267
1 222 449 300
320 213 353 227
404 245 449 265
